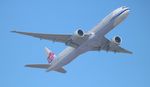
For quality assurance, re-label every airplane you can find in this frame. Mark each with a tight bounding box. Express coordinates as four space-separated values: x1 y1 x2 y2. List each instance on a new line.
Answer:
11 6 132 73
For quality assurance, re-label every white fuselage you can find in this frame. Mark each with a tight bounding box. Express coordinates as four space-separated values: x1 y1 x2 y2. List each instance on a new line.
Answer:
48 6 130 71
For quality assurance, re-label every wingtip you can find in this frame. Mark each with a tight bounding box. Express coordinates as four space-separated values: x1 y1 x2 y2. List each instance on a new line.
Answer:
46 69 50 72
10 30 15 32
10 30 17 33
128 51 133 54
24 64 31 67
24 65 28 67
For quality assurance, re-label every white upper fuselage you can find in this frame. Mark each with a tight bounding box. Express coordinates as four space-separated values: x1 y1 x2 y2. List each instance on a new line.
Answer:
48 6 130 71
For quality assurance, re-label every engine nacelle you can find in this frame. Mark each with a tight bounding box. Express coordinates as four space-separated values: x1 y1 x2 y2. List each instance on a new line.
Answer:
112 36 122 45
69 29 85 42
74 29 84 37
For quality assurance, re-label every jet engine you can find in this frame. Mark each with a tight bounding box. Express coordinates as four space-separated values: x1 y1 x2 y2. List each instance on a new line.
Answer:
71 29 84 40
112 36 122 45
74 29 84 37
65 29 85 47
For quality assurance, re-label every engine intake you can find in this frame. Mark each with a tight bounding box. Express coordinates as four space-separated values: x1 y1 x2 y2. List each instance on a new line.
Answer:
73 29 84 37
112 36 122 45
70 29 85 42
76 29 84 37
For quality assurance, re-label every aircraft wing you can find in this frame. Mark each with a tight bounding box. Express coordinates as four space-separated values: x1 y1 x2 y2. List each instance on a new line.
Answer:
93 37 132 54
11 31 71 43
103 44 133 54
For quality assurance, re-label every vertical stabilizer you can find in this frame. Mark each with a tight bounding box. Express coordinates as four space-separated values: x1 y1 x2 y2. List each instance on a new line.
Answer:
45 47 56 63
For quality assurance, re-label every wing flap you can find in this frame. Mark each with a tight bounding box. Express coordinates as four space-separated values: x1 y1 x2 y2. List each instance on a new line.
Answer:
103 44 133 54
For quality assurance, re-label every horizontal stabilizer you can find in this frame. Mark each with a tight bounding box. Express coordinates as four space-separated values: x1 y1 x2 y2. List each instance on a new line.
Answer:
54 67 67 73
25 64 67 73
25 64 50 69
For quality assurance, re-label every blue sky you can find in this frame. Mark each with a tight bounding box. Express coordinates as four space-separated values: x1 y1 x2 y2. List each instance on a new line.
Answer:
0 0 150 87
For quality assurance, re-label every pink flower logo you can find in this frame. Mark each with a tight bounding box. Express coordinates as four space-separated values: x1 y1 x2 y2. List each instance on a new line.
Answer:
47 52 55 63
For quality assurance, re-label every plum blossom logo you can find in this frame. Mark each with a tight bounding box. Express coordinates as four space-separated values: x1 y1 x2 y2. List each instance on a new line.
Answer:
47 52 55 63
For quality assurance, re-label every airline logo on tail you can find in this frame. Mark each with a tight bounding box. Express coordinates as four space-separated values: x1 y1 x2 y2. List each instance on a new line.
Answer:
45 47 56 63
47 52 55 63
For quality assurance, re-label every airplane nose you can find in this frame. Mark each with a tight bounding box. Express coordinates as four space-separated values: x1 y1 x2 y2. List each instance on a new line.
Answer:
124 8 130 16
123 6 130 14
126 8 130 13
126 7 130 11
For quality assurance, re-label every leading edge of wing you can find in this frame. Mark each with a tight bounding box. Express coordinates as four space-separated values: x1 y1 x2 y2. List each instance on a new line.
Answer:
11 30 72 43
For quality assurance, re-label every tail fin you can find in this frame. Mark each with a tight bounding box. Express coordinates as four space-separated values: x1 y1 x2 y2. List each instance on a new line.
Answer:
45 47 56 64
